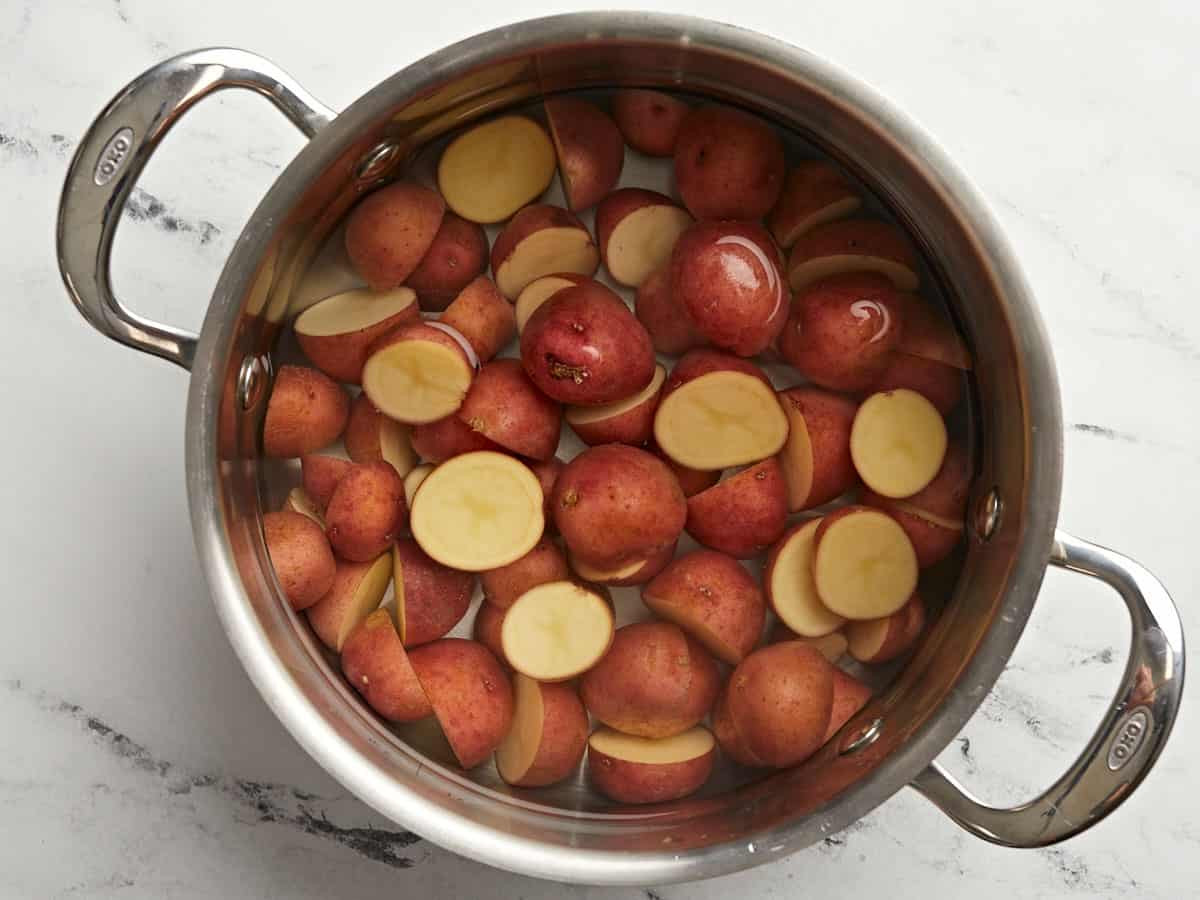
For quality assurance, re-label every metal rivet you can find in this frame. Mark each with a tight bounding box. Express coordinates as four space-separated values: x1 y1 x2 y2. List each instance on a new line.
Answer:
975 488 1003 541
237 356 267 411
355 141 401 184
840 717 883 755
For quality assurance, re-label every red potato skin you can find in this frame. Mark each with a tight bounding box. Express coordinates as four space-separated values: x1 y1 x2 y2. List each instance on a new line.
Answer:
368 320 472 369
552 445 687 569
778 386 860 510
824 669 872 742
768 160 861 248
491 204 597 284
411 414 500 463
589 742 715 805
686 458 789 558
511 681 590 788
457 359 562 460
528 457 564 528
393 538 475 647
612 89 689 157
263 366 350 458
344 394 386 465
341 610 433 722
306 556 388 651
595 188 683 265
480 539 570 610
295 298 420 385
472 600 509 667
642 549 766 664
860 490 963 568
300 454 352 509
779 272 905 392
848 593 926 664
664 457 721 498
438 276 517 363
670 220 788 357
263 511 336 611
325 462 408 562
408 638 514 769
673 105 786 220
567 374 663 447
572 540 677 587
635 265 704 355
545 97 625 211
787 219 919 288
345 182 445 290
902 442 970 520
871 352 963 416
521 282 656 405
406 213 489 311
663 348 773 398
712 685 766 767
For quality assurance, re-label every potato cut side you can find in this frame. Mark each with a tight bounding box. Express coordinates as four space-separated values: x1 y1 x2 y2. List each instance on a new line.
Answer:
899 501 965 531
515 275 580 332
378 417 417 477
767 520 846 637
778 401 814 510
588 726 714 764
494 672 545 784
293 287 418 337
801 631 849 663
566 365 666 427
284 487 324 528
501 581 613 681
437 116 556 224
361 337 474 425
846 616 893 662
403 464 434 509
774 197 861 248
569 553 643 583
606 205 693 287
410 451 544 571
787 254 919 292
305 553 393 651
654 371 789 471
813 509 917 619
850 389 947 498
494 228 600 300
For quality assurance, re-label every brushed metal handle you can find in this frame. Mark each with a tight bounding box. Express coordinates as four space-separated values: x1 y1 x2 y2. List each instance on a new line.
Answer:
912 529 1185 847
55 48 336 370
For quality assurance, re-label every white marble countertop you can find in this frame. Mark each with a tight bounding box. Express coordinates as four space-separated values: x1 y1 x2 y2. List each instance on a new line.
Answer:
3 0 1197 896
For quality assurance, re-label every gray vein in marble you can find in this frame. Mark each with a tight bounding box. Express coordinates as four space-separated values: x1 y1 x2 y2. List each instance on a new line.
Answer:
645 890 665 900
0 130 39 159
4 678 421 870
124 187 222 244
1069 422 1199 462
1038 845 1139 894
977 680 1066 750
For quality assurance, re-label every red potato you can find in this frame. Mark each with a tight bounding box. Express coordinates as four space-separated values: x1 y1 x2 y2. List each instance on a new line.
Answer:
642 549 766 664
580 622 719 738
405 213 489 310
263 365 350 458
345 182 445 290
846 593 926 664
545 97 625 212
779 272 905 392
787 219 919 292
473 600 510 667
360 322 475 425
659 452 721 498
662 348 773 396
521 281 656 406
528 457 564 528
344 393 417 477
596 188 692 287
263 510 336 612
437 115 557 224
612 89 689 157
325 461 408 562
283 487 324 528
438 275 517 364
341 609 433 723
458 359 562 460
825 669 872 743
552 444 686 569
685 459 789 559
712 686 764 767
491 204 600 300
724 642 835 767
392 538 474 647
496 674 589 788
669 220 787 357
501 581 615 681
673 105 786 220
306 553 393 651
763 519 846 637
565 364 665 447
294 287 420 384
812 505 918 620
902 442 970 521
588 727 716 804
767 625 849 663
776 386 859 511
871 351 963 416
480 539 570 610
411 413 500 463
635 264 703 355
894 293 973 370
408 638 514 769
850 389 948 499
568 540 677 587
403 464 433 509
860 491 964 568
768 160 862 248
300 454 352 510
514 273 591 333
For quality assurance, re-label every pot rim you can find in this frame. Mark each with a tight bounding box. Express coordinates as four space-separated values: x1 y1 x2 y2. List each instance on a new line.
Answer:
185 12 1063 884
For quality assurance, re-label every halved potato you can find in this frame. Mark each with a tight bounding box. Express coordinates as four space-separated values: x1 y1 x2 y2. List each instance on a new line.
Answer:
764 520 847 637
305 553 393 651
361 323 475 425
294 287 420 384
495 674 589 788
588 727 715 804
812 506 918 620
437 116 556 224
501 580 614 681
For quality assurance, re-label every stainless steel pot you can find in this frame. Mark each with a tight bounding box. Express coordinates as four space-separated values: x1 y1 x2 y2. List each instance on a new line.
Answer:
56 14 1185 885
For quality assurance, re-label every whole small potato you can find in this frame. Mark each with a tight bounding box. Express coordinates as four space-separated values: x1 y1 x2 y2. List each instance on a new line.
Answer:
325 461 407 562
673 105 785 220
670 220 788 357
405 213 489 310
263 510 336 611
521 281 656 406
552 444 686 569
263 365 350 458
480 539 570 610
344 181 445 290
545 96 625 211
612 89 689 157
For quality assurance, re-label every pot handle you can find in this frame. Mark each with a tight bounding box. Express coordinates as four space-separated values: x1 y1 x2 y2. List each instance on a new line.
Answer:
912 529 1184 847
55 48 336 370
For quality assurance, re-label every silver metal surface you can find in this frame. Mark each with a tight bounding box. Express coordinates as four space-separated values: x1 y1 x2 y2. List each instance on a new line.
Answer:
56 48 335 369
57 13 1186 885
912 529 1184 846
